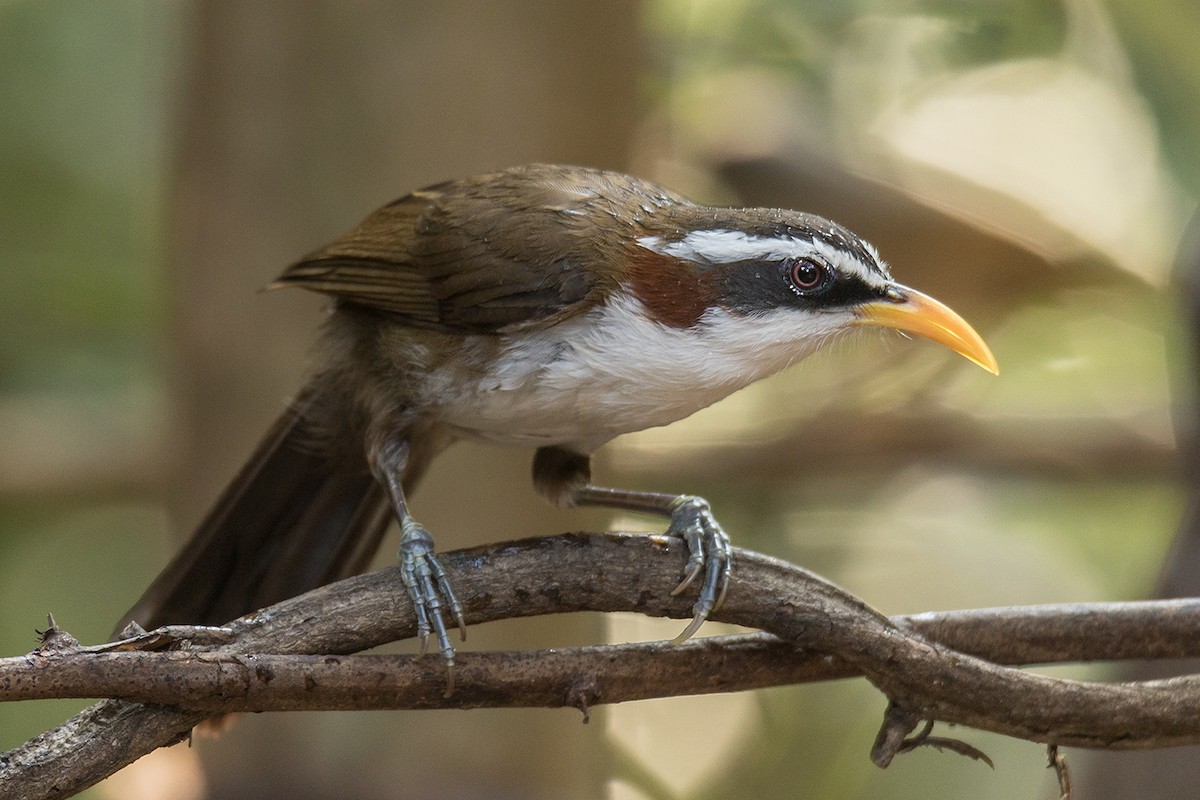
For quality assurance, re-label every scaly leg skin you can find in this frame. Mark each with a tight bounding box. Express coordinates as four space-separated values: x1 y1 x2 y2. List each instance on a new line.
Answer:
665 495 733 643
532 446 733 643
398 518 465 695
371 436 465 697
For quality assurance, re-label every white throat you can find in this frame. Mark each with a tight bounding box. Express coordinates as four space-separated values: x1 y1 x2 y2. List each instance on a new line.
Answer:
425 293 845 451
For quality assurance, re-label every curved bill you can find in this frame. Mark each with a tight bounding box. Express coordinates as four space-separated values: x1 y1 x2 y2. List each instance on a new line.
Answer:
853 285 999 375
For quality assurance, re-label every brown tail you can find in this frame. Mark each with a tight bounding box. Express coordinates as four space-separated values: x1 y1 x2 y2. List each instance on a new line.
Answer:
117 381 391 632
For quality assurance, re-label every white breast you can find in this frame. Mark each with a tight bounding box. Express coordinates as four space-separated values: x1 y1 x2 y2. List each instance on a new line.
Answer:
424 292 842 451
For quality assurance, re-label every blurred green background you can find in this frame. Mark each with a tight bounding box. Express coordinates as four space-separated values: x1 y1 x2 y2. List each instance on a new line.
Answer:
1 1 1197 798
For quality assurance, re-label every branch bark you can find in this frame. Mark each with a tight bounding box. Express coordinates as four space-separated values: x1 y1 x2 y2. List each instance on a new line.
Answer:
7 602 1200 712
4 532 1200 799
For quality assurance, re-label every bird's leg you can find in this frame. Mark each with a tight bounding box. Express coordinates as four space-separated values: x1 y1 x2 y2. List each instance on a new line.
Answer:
532 446 732 643
369 436 465 695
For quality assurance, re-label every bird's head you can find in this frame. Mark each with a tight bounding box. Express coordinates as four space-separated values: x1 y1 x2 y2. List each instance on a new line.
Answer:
626 209 998 377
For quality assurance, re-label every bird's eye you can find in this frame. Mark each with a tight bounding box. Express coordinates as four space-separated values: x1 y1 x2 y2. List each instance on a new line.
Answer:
787 258 828 294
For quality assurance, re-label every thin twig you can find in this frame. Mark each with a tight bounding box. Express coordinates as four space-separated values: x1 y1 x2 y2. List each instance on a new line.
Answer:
1048 744 1072 800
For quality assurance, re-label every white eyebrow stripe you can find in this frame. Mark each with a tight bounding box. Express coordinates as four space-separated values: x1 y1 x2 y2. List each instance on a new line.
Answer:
637 230 800 264
637 229 884 283
807 237 873 277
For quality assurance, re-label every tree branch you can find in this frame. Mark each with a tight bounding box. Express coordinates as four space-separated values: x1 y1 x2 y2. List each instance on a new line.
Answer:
4 532 1200 799
7 602 1200 712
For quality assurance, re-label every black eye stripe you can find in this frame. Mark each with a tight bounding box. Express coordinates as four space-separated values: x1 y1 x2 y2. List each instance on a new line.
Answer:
705 256 888 315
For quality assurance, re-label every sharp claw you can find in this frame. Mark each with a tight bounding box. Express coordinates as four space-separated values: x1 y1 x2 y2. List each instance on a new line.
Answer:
418 631 430 657
671 563 702 595
713 577 730 612
671 613 707 645
443 662 456 698
455 612 467 641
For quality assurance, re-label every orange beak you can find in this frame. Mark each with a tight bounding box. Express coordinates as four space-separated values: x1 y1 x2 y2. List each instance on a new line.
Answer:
854 285 999 375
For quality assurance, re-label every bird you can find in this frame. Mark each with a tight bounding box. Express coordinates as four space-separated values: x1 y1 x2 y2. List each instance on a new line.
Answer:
118 163 997 691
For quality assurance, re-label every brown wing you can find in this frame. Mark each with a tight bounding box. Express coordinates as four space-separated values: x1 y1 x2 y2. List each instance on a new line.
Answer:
274 164 674 333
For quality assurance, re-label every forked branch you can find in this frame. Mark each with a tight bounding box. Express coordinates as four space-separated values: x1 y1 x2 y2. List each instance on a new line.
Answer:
3 532 1200 799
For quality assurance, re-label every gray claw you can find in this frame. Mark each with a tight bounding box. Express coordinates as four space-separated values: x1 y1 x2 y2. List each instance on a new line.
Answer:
671 561 703 596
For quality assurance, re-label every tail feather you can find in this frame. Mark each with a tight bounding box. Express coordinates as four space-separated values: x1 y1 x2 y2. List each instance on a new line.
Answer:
118 384 390 632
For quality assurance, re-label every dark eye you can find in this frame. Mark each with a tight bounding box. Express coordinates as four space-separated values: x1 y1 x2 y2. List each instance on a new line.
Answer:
787 258 828 294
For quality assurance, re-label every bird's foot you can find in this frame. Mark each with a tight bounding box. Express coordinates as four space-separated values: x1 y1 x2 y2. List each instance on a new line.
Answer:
665 495 732 643
399 520 465 696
